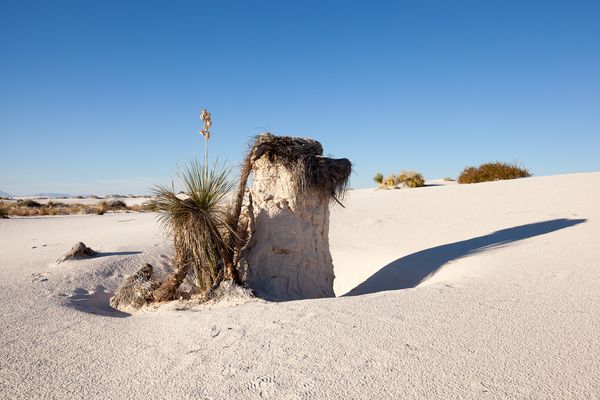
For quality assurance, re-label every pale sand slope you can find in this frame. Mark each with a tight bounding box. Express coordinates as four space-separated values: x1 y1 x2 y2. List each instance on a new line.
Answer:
0 172 599 399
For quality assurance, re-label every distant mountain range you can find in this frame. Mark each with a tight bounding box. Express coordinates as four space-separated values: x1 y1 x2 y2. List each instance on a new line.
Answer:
0 190 73 198
32 192 73 198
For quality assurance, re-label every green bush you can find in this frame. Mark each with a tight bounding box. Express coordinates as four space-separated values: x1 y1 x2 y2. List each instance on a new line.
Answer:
458 162 531 184
397 170 425 188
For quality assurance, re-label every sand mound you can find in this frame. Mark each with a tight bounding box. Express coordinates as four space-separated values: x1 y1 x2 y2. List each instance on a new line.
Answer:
56 242 97 263
203 280 255 304
110 263 158 311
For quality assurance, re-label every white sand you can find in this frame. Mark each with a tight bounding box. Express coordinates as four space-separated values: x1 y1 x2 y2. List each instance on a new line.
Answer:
1 172 599 399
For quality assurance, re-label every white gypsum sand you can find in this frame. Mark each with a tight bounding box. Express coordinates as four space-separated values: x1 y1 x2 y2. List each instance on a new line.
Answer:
0 172 599 399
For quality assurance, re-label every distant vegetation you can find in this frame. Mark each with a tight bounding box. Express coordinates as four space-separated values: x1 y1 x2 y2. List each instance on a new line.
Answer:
0 202 8 218
375 170 425 189
0 199 156 217
20 199 42 208
397 170 426 188
458 162 531 184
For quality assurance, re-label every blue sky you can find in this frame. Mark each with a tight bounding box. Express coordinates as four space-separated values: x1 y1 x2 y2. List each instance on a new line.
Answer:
1 0 599 195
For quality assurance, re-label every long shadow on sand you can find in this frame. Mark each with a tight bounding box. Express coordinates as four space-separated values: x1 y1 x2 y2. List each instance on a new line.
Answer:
68 286 130 318
345 218 586 297
94 251 143 258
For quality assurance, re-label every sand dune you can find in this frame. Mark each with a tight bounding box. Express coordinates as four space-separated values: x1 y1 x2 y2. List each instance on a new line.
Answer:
1 172 599 399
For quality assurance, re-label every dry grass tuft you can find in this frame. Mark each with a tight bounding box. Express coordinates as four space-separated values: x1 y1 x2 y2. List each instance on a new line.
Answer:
379 170 425 188
383 174 398 187
458 162 531 184
250 133 352 202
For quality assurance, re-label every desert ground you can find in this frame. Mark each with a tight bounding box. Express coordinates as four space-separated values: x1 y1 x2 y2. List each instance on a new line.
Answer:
0 172 598 399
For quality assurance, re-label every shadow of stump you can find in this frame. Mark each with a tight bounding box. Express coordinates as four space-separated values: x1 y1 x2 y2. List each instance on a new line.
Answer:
345 218 586 296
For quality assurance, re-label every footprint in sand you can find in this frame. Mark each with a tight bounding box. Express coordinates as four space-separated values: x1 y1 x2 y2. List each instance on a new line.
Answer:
31 272 49 283
245 375 276 397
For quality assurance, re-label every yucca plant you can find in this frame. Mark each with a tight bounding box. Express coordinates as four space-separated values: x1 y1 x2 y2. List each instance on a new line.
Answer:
150 159 236 299
373 172 383 185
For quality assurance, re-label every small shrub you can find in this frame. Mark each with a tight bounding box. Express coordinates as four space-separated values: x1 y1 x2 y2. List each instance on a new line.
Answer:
458 162 531 184
19 199 42 208
383 174 398 187
108 200 127 210
373 172 383 185
442 177 455 182
47 201 68 208
129 202 158 212
397 170 425 188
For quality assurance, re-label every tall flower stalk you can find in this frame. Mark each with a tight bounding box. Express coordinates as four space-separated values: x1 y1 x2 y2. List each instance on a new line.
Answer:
149 107 246 300
199 109 212 176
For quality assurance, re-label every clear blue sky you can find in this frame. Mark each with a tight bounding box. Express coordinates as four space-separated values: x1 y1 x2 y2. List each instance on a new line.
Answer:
1 0 599 195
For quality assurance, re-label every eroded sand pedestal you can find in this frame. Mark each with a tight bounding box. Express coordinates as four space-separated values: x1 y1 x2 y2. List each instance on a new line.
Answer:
242 157 336 300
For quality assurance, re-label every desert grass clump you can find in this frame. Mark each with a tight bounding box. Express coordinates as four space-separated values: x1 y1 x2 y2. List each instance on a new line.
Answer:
96 202 108 215
458 162 531 184
150 160 236 297
397 170 425 188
